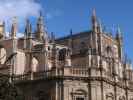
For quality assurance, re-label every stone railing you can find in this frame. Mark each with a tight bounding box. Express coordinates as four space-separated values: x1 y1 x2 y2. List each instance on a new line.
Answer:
13 69 57 81
13 67 89 82
13 66 127 84
63 67 89 77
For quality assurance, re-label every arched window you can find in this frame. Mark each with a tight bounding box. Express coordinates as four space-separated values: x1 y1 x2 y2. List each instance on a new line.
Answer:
0 47 6 64
71 89 87 100
58 48 66 61
31 57 39 72
106 46 113 57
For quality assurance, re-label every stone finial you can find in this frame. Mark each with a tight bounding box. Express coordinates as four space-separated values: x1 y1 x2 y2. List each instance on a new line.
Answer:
98 19 103 33
11 17 17 38
36 11 46 41
51 32 55 43
37 11 44 33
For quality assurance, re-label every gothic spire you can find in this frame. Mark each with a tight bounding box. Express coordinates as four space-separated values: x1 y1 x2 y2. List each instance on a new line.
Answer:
36 11 45 41
68 29 73 49
51 32 55 43
11 17 17 38
97 19 103 33
116 26 123 40
70 29 73 36
25 19 32 38
92 8 96 20
37 11 44 32
91 8 98 33
116 26 123 60
117 26 122 35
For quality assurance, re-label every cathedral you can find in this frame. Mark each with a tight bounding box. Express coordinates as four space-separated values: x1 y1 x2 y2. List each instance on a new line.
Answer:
0 9 133 100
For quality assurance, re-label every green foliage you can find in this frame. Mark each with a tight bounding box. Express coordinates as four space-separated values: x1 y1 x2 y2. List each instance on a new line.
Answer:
0 75 24 100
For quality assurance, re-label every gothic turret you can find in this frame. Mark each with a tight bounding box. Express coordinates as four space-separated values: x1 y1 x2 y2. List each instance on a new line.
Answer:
24 19 32 50
51 33 57 68
97 20 103 54
91 9 98 33
10 17 18 76
97 20 103 33
25 19 32 38
91 9 98 54
36 11 46 41
116 27 123 60
11 17 17 38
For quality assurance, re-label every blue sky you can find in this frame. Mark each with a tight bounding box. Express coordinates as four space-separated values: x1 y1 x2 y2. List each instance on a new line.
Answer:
39 0 133 62
0 0 132 62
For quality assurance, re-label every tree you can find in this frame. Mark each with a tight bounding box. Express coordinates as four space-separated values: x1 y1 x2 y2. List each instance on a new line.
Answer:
0 75 24 100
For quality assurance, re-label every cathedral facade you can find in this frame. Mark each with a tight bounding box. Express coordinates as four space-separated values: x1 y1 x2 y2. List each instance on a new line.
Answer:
0 10 133 100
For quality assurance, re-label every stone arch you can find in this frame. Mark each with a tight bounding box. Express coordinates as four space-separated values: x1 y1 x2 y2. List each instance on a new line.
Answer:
71 89 87 100
106 45 113 57
0 45 6 64
119 96 126 100
106 92 114 100
31 57 39 72
75 89 87 95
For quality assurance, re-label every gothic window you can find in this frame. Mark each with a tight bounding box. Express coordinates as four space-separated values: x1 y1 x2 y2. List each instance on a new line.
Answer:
106 46 113 57
0 47 6 64
71 89 87 100
73 95 86 100
76 97 84 100
58 48 66 61
80 42 88 55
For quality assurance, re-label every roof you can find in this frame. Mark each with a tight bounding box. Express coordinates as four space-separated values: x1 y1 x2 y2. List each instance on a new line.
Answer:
56 30 92 41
